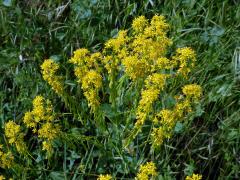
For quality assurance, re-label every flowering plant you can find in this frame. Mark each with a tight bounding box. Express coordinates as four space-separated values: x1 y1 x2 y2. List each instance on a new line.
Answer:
1 15 202 179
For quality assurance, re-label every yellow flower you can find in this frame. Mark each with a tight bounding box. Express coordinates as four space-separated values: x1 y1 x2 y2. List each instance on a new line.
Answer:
38 122 60 141
150 15 170 33
5 121 26 153
144 73 168 90
151 127 166 147
69 48 89 65
42 141 53 154
0 175 5 180
32 95 45 121
135 73 168 130
41 59 64 95
182 84 202 100
105 30 128 52
186 174 202 180
23 111 35 130
174 99 192 119
122 56 149 80
88 52 102 69
69 48 104 113
23 96 60 154
132 16 148 33
74 66 88 81
81 70 102 111
97 174 112 180
82 70 102 90
155 57 173 70
135 88 159 128
176 47 196 62
158 109 175 129
173 47 196 77
136 161 157 180
0 146 14 169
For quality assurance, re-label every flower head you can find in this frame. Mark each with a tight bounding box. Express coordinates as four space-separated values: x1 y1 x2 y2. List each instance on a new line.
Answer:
0 146 14 169
182 84 202 100
97 174 112 180
41 59 64 95
5 121 26 153
136 161 157 180
186 174 202 180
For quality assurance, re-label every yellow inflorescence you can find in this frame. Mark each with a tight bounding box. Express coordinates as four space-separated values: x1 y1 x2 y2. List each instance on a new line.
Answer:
23 95 60 154
151 85 202 148
158 109 175 129
112 16 200 148
105 30 128 53
145 73 168 90
123 15 172 81
42 140 53 153
135 74 168 130
151 127 166 147
38 123 60 141
136 161 158 180
40 15 201 151
69 48 89 66
132 16 148 33
0 175 5 180
0 145 14 169
69 48 103 112
182 84 202 100
5 121 26 153
82 70 102 111
122 55 149 80
186 174 202 180
97 174 112 180
23 95 54 132
41 59 64 95
155 57 173 70
173 47 196 77
135 88 159 128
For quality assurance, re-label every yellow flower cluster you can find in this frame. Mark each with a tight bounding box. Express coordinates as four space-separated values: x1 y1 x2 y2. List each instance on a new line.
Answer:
99 15 199 147
132 15 171 59
4 121 27 153
120 15 172 81
182 84 202 100
39 15 201 152
122 55 149 80
23 96 54 132
151 84 202 147
136 161 158 180
132 16 148 33
65 15 197 120
69 49 103 112
0 175 5 180
135 74 168 128
97 174 112 180
101 15 198 146
82 70 102 111
0 145 14 169
41 59 64 95
173 47 196 77
105 30 128 53
155 57 173 70
23 95 60 154
185 174 202 180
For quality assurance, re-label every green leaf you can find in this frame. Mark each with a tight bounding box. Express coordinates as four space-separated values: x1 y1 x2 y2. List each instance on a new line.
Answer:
174 122 183 133
49 172 65 180
2 0 12 7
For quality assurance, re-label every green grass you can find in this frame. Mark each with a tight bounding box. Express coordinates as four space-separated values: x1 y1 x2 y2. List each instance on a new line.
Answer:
0 0 240 179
